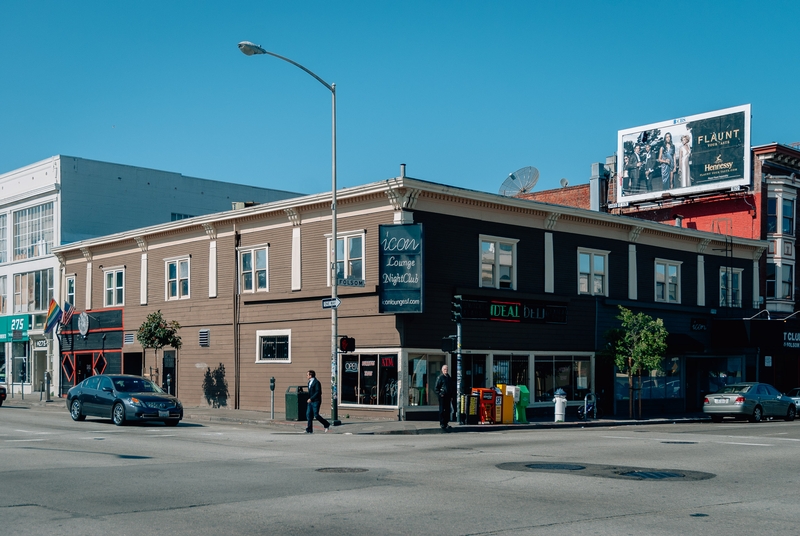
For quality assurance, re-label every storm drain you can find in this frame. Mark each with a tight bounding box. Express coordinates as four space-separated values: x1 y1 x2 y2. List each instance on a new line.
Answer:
618 471 684 480
316 467 368 473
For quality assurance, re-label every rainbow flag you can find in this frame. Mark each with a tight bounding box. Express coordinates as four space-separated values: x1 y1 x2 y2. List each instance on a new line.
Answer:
45 299 62 334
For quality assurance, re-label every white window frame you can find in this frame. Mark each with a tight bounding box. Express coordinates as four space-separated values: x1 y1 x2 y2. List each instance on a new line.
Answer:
326 230 365 286
13 202 53 261
104 267 125 307
256 329 291 363
719 267 743 308
13 268 54 313
783 197 796 236
655 258 681 304
0 213 7 264
480 235 518 290
66 275 76 306
165 256 190 300
240 245 269 293
0 275 6 315
577 248 609 296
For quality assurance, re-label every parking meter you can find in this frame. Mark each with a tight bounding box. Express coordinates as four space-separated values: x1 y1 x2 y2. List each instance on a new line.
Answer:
166 374 172 395
269 377 276 420
270 377 275 391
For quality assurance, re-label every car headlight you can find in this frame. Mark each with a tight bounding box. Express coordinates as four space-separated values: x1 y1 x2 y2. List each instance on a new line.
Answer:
127 397 144 407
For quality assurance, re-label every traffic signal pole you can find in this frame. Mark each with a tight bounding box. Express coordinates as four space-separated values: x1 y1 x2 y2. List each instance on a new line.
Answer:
451 295 464 425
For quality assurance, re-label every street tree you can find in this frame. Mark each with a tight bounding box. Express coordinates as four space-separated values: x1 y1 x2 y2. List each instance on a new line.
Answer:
136 310 182 385
607 305 668 419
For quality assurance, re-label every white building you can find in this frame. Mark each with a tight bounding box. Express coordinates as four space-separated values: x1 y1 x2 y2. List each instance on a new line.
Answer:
0 155 300 397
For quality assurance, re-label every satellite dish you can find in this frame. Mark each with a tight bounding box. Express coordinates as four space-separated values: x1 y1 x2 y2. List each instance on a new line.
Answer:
560 178 569 188
499 166 539 196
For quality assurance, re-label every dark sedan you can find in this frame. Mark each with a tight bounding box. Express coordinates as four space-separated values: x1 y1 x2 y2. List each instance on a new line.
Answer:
0 384 6 406
703 382 796 423
67 374 183 426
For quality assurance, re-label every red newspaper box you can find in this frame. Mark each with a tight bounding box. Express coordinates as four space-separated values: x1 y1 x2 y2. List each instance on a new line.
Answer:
471 388 496 424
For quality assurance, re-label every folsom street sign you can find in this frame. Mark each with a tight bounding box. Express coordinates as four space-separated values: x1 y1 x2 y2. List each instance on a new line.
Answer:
322 297 341 310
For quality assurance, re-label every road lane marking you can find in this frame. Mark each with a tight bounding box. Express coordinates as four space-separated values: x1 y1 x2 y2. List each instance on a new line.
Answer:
5 439 47 442
714 441 773 447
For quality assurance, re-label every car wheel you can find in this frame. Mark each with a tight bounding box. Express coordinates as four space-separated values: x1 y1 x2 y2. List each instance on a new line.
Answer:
112 403 126 426
710 415 723 423
164 419 180 427
786 406 796 422
70 399 86 421
750 405 763 423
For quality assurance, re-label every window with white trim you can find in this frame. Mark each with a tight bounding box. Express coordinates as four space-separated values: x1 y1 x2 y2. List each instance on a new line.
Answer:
480 235 518 290
13 268 53 313
166 258 190 300
256 329 290 363
720 268 743 307
0 275 6 314
13 202 53 261
327 231 364 285
655 259 681 303
781 263 794 300
104 268 124 307
66 276 75 306
241 246 269 292
577 248 608 296
0 214 7 264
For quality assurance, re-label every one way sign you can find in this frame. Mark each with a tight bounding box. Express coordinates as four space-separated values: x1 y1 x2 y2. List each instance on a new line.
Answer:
322 297 341 309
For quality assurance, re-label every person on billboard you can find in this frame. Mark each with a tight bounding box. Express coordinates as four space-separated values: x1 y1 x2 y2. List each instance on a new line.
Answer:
678 134 692 188
658 132 676 190
643 144 657 192
625 144 644 194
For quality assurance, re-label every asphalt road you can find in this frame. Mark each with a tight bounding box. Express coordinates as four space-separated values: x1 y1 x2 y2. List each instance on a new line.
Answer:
3 405 800 535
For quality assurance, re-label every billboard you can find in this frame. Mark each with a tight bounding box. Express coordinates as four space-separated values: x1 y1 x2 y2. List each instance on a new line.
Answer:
616 104 751 204
378 223 423 313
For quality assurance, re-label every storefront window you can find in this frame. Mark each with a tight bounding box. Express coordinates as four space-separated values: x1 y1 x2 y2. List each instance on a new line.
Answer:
341 353 398 406
405 353 445 406
534 355 592 402
639 357 682 399
12 341 27 383
493 355 529 388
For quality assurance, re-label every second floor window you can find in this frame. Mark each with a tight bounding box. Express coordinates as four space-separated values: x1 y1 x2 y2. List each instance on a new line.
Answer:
0 214 6 264
328 232 364 285
481 236 517 290
14 268 53 313
578 248 608 296
166 258 190 300
0 275 6 314
781 264 794 300
655 259 681 303
66 276 76 306
720 268 742 307
784 198 795 235
241 247 268 292
104 269 124 307
767 197 777 234
13 202 53 260
766 261 776 299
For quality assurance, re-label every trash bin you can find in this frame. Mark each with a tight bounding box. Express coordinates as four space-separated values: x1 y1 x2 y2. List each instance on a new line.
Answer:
553 388 567 422
515 385 529 424
285 386 309 421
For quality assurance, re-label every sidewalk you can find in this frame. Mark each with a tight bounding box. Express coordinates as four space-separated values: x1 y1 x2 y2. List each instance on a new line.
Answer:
2 396 710 435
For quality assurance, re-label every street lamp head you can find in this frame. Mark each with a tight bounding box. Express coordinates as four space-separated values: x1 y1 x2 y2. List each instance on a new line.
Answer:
238 41 267 56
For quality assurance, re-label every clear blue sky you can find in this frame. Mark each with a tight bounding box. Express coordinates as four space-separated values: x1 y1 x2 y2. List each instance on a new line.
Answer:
2 1 799 196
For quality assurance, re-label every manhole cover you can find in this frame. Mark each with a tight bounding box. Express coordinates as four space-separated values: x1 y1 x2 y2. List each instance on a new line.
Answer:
525 463 585 471
316 467 368 473
661 441 697 444
618 471 684 480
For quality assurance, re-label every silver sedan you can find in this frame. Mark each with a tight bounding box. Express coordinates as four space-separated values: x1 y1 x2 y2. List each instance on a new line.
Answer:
703 382 796 423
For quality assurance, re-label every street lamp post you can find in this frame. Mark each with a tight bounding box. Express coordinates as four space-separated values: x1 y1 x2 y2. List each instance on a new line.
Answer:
238 41 341 425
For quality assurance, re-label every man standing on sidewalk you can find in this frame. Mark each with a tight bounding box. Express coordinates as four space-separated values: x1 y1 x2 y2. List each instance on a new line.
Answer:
305 370 330 434
435 365 455 430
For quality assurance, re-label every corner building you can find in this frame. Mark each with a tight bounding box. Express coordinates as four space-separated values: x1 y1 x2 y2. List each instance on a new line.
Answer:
52 174 765 418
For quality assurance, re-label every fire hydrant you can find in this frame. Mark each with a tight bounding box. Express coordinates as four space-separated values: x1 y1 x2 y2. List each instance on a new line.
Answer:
553 388 567 422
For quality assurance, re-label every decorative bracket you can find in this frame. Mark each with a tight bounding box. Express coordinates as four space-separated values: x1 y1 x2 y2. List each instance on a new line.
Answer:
697 238 711 253
80 247 92 262
386 187 420 211
134 236 148 252
202 223 217 239
628 226 643 243
284 208 301 226
545 212 560 230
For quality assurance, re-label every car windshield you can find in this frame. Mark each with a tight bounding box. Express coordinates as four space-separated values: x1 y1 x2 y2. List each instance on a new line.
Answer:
718 384 751 394
113 378 163 394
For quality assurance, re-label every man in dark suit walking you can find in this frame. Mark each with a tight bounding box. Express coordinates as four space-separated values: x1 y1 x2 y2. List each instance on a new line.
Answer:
305 370 330 433
435 365 456 430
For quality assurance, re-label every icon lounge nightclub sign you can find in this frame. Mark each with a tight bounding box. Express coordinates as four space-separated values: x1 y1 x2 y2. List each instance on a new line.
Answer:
379 224 423 314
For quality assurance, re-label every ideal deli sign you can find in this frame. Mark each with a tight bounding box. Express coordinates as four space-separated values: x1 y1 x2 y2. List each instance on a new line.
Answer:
379 223 423 314
463 297 567 324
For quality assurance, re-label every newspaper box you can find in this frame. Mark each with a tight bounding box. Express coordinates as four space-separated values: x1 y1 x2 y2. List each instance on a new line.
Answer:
471 388 495 424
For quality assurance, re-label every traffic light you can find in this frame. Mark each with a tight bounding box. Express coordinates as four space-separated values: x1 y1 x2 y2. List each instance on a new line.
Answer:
339 336 356 353
441 336 456 353
451 294 463 322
